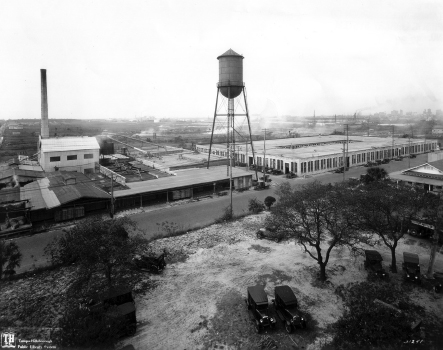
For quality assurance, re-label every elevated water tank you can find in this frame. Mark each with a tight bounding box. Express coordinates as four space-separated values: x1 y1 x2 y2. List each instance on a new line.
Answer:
217 49 244 98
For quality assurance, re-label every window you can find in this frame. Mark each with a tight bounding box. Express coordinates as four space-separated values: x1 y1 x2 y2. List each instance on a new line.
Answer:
315 160 319 171
67 155 77 160
50 156 60 162
84 154 94 159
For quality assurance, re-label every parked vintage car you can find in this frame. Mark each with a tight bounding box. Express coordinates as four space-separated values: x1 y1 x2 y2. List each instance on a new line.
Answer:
363 161 376 167
394 156 404 161
409 154 417 158
254 181 270 190
286 172 297 179
272 285 306 333
432 272 443 293
402 252 421 284
381 158 391 164
79 286 137 336
256 226 286 243
375 160 383 165
334 167 344 173
271 169 284 175
131 251 166 274
246 285 276 333
364 250 388 279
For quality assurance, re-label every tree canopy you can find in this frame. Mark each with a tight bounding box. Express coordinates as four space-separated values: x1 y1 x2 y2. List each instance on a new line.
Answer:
45 216 148 287
0 239 22 279
362 167 388 184
353 182 426 272
268 181 367 281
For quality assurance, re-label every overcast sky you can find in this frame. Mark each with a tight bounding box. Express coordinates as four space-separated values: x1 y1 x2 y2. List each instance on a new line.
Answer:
0 0 442 120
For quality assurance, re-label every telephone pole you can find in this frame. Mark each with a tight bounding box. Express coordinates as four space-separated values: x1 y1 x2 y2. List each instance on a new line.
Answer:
392 125 395 159
342 141 346 182
262 129 268 177
344 124 349 171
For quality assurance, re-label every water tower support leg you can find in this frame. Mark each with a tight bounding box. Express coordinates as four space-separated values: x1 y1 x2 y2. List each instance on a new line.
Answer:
243 86 258 181
207 87 220 169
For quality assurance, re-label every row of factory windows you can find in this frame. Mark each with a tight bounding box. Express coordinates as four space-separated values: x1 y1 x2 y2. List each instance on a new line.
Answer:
198 142 436 173
50 154 94 162
298 143 436 174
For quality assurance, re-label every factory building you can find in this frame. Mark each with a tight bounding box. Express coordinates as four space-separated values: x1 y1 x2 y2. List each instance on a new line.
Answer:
197 135 439 176
38 136 100 173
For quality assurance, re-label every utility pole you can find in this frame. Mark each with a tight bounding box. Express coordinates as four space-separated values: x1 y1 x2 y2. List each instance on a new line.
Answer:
426 190 442 279
367 118 370 137
245 142 248 172
262 129 267 179
344 124 349 171
392 125 395 159
342 141 346 182
110 174 114 218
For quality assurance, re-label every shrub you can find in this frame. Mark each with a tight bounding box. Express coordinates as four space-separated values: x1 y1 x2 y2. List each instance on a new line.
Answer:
248 198 265 214
264 196 276 210
332 281 421 349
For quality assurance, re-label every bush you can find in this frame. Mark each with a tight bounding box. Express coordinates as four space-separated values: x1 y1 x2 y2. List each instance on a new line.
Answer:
332 282 420 349
264 196 276 210
248 198 265 214
215 205 234 223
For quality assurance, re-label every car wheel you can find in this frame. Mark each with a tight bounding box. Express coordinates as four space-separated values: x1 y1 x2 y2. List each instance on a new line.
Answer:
255 321 261 334
256 233 262 239
274 237 280 243
285 321 293 334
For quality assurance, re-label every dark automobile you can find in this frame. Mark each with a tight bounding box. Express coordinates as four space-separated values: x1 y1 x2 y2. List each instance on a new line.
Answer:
402 252 421 284
363 162 375 167
246 285 276 333
364 250 388 279
132 251 166 274
272 285 306 333
286 172 297 179
256 226 286 243
334 167 344 173
254 181 270 190
432 272 443 293
271 169 283 175
394 156 404 161
80 286 137 336
381 158 390 164
409 154 417 158
375 160 383 165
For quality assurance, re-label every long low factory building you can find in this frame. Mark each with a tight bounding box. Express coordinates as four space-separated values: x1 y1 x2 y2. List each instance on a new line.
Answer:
113 166 253 209
196 135 438 176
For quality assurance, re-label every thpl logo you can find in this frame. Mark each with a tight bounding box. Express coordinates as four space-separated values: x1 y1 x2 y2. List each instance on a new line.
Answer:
1 332 16 348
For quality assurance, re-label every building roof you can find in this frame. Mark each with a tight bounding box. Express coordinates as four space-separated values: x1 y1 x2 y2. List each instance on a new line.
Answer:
0 168 45 183
389 161 443 186
40 137 99 152
202 135 437 160
0 188 20 204
21 181 46 210
20 172 110 210
114 167 252 198
217 49 244 59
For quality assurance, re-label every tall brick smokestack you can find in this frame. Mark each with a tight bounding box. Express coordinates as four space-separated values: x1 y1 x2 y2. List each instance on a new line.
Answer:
41 69 49 138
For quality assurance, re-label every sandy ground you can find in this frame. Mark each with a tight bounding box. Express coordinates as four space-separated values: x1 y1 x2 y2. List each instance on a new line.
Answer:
119 213 443 350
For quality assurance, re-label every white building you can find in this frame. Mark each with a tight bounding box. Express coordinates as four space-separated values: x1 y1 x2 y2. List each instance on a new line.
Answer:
38 136 100 174
197 135 438 176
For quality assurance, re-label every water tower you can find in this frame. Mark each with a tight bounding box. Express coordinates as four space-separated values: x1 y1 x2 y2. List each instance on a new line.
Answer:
207 49 258 181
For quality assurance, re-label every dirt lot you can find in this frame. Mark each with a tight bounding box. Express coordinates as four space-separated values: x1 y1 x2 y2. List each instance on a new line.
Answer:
120 214 443 350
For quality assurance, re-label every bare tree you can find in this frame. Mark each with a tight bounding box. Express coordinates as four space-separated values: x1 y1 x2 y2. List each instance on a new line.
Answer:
268 181 366 281
354 182 425 273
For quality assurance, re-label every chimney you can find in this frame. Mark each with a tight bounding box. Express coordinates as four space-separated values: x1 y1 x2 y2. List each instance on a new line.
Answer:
41 69 49 138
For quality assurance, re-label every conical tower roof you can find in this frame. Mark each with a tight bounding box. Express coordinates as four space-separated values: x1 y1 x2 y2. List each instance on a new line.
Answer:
217 49 244 59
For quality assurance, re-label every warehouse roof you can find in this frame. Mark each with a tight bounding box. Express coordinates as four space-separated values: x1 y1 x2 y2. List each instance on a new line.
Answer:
202 135 437 160
40 137 99 152
0 168 45 182
20 172 110 210
114 167 252 197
